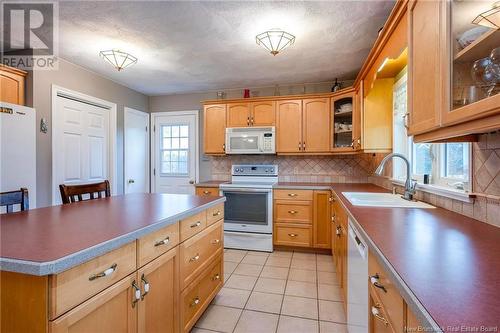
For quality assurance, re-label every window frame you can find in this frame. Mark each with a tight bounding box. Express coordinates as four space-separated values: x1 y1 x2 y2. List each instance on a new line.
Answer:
159 124 190 177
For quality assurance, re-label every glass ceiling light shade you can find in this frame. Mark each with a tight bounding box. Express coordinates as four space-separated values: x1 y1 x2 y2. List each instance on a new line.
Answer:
99 49 138 71
256 29 295 56
472 2 500 29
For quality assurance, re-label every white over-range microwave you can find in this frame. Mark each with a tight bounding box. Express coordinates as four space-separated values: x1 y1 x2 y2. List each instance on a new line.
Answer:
225 126 276 154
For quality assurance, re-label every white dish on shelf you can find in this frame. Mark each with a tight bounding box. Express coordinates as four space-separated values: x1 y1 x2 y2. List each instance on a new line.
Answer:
457 26 491 49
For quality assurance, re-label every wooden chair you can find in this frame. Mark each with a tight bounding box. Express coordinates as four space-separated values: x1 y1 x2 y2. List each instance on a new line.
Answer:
59 180 111 204
0 188 29 213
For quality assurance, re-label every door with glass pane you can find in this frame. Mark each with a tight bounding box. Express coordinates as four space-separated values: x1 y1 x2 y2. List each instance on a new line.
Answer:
152 113 198 194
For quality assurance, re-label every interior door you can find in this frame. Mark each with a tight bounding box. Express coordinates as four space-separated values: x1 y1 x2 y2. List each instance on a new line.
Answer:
276 100 302 153
124 108 149 194
53 96 110 205
153 113 197 194
303 98 330 152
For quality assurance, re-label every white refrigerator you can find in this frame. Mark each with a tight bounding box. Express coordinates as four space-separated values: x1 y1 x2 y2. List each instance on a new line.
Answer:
0 102 37 210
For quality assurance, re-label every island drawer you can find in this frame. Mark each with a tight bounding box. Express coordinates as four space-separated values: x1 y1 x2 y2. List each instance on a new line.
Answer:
368 253 404 332
274 224 312 247
274 200 312 224
206 203 224 226
49 241 137 319
195 187 219 197
180 254 223 333
179 220 223 290
137 222 179 267
274 189 313 201
180 211 207 241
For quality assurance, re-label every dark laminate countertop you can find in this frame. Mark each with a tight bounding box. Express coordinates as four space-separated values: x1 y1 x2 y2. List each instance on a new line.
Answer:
0 193 225 275
276 182 500 331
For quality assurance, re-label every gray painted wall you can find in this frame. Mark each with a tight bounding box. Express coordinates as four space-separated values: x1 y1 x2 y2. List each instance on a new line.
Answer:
33 58 149 207
149 82 351 181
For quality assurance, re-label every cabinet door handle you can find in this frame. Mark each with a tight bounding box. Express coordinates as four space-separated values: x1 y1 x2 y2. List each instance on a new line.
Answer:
190 253 200 262
288 233 298 237
141 274 150 300
190 221 201 228
371 304 389 325
298 142 302 150
303 141 306 150
288 193 298 197
211 239 220 245
251 117 254 125
154 236 170 247
402 112 410 130
247 116 250 126
223 143 226 151
212 211 221 217
211 273 220 281
190 297 200 307
131 280 141 308
370 274 387 293
89 263 117 281
288 210 298 214
336 226 342 236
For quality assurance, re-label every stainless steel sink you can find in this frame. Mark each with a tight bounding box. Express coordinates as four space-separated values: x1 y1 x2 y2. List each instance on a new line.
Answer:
342 192 435 208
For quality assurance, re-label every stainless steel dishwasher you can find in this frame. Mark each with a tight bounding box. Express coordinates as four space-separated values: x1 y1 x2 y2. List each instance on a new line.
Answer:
347 219 368 332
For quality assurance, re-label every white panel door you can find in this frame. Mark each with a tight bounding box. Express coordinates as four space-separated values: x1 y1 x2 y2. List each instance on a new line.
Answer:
53 97 110 204
152 113 198 195
124 108 149 194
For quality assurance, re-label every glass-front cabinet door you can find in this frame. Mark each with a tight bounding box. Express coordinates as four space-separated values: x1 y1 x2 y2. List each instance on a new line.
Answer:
447 0 500 124
331 91 359 152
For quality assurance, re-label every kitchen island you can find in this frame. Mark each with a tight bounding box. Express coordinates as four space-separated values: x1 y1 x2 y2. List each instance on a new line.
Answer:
0 193 225 333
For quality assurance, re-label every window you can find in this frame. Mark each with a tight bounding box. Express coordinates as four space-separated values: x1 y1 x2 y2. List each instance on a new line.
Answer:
392 71 470 191
160 124 189 175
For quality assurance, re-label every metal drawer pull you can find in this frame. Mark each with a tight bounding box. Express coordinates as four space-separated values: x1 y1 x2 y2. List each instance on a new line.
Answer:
288 210 298 214
336 226 342 236
190 297 200 307
203 190 210 194
212 274 220 281
132 280 141 308
371 305 389 325
212 211 221 217
190 221 201 228
211 239 220 245
154 236 170 247
190 254 200 262
141 274 150 300
370 274 387 293
288 193 298 197
89 263 117 281
288 233 298 237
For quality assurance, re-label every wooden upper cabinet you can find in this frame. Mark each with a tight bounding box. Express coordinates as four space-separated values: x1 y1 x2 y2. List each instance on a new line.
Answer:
137 248 178 333
407 0 443 135
227 103 250 127
203 104 226 154
0 65 26 105
276 100 303 153
303 98 330 153
250 101 275 126
353 88 362 150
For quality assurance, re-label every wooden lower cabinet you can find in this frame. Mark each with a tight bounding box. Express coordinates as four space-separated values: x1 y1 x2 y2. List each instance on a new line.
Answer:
369 290 395 333
331 194 348 307
195 187 219 197
273 189 330 249
49 274 137 333
137 247 179 333
180 255 223 333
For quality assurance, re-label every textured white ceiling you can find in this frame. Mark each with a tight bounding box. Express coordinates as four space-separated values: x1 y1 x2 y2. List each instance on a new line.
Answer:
57 1 395 95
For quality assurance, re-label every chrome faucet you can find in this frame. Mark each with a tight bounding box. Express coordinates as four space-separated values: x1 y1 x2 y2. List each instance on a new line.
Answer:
374 153 417 201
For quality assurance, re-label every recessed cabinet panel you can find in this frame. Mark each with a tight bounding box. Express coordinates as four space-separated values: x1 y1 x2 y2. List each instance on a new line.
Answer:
276 100 303 153
303 98 330 152
227 103 250 127
250 101 276 126
203 104 226 154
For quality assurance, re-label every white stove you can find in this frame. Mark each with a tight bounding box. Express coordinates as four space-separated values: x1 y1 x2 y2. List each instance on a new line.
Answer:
219 165 278 252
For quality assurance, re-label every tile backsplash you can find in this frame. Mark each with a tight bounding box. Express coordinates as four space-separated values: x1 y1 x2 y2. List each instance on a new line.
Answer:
209 154 380 183
473 132 500 196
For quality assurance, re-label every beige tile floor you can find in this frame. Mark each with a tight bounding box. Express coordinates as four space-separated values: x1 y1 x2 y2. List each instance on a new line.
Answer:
193 249 347 333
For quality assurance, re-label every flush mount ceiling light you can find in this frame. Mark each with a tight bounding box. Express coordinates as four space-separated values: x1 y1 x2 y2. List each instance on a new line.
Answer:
256 29 295 56
99 49 138 71
472 1 500 28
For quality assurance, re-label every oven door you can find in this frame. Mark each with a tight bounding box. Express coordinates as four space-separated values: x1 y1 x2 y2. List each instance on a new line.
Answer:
226 133 262 154
220 187 272 234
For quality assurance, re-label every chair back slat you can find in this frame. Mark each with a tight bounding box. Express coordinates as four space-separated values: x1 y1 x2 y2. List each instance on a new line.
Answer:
59 181 111 205
0 188 29 213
